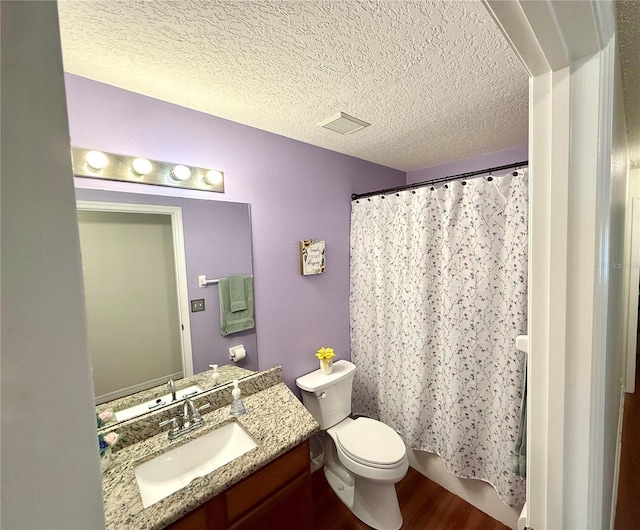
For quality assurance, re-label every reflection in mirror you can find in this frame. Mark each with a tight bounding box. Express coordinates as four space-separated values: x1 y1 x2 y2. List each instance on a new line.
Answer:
77 205 191 404
74 189 257 427
96 364 254 426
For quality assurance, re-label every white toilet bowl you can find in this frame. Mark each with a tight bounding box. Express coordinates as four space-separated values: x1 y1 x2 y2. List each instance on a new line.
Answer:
323 417 408 530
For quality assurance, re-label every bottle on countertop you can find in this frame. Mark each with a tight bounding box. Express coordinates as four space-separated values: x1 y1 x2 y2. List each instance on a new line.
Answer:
229 379 246 416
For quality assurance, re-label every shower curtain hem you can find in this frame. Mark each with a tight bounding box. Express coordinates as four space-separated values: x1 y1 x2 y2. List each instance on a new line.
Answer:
408 444 525 509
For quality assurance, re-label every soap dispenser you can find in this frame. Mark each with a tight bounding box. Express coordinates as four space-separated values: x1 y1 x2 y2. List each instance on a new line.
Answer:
229 379 246 416
209 364 220 385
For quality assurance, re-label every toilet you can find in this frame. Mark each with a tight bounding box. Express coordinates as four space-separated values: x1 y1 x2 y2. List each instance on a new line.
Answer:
296 360 408 530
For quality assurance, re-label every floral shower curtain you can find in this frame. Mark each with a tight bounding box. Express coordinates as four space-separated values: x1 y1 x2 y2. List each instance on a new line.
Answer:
350 170 528 507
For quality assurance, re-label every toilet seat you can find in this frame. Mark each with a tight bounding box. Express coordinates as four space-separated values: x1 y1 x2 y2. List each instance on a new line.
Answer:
335 417 406 469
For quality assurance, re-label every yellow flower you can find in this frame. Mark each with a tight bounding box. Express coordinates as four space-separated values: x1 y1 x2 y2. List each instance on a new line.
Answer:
315 347 335 360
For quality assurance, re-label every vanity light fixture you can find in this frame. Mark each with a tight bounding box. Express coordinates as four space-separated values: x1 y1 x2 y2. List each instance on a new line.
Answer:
70 147 225 193
86 150 109 171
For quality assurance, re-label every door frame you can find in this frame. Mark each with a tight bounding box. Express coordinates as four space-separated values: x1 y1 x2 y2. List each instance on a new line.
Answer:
483 1 617 528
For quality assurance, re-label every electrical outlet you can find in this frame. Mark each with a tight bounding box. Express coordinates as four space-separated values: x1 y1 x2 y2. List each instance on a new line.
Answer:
191 299 205 312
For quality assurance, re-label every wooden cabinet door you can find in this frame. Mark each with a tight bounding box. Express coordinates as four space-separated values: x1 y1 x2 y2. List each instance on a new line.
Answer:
227 473 312 530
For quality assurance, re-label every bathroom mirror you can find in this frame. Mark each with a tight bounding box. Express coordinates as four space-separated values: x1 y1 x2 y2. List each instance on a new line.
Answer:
74 188 258 426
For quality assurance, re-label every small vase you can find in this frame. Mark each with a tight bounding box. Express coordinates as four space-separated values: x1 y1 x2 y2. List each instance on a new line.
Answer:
320 358 333 375
100 447 112 474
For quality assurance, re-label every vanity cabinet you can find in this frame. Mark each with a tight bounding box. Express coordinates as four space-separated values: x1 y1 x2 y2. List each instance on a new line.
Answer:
167 440 312 530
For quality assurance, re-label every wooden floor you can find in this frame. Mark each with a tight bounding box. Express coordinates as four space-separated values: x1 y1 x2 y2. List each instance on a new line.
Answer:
614 335 640 530
312 467 509 530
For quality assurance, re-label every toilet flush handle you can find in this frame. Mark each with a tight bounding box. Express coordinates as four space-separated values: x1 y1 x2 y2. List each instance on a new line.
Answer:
316 392 326 400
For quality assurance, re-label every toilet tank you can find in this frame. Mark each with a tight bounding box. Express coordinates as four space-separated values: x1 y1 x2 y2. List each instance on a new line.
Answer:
295 360 356 429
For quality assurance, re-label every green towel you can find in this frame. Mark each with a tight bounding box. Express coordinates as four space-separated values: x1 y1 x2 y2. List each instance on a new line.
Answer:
218 276 254 336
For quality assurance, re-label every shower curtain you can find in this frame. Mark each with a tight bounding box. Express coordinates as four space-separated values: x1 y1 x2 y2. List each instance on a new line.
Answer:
350 170 528 507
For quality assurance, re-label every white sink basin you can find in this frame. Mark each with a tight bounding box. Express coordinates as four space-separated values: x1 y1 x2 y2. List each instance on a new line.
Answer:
115 385 202 422
134 422 258 508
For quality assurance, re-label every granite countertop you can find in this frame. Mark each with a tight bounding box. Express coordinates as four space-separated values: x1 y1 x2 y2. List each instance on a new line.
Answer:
102 382 319 529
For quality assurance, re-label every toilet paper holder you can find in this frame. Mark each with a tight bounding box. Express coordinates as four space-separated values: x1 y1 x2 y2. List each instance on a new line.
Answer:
229 345 246 362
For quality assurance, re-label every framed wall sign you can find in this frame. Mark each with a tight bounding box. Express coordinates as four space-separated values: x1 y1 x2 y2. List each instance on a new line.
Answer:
300 240 325 275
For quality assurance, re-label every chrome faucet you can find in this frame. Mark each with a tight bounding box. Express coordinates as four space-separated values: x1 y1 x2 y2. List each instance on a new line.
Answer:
167 379 177 402
160 399 210 441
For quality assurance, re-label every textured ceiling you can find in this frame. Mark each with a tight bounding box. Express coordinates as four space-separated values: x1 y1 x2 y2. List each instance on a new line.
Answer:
616 1 640 169
57 0 530 172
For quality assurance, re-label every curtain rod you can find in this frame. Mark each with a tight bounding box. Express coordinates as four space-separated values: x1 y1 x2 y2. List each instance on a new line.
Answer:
351 160 528 201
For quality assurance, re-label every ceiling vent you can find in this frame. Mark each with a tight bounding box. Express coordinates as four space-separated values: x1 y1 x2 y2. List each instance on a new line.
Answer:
318 112 370 135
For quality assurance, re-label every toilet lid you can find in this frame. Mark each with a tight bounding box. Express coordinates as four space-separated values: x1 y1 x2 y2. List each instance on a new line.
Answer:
335 417 406 467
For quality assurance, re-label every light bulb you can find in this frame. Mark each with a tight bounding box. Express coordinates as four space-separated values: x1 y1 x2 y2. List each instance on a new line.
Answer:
86 151 108 171
170 165 191 181
204 170 224 186
131 158 152 176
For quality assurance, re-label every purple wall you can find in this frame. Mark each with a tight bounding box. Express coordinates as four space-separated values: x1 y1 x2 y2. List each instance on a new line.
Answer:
406 146 528 184
65 74 406 391
75 189 257 374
